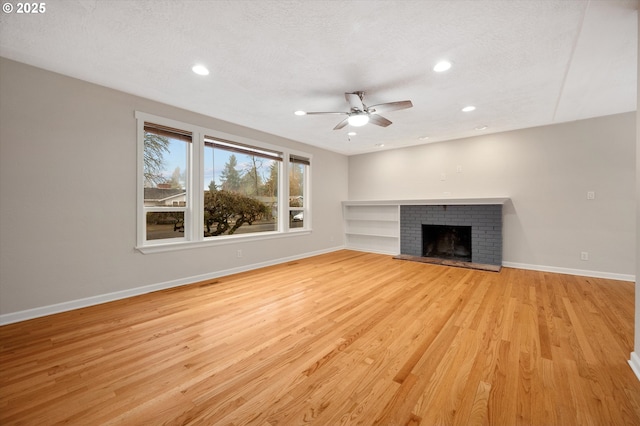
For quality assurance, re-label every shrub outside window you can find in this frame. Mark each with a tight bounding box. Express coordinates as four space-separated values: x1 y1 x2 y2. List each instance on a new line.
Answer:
203 137 281 237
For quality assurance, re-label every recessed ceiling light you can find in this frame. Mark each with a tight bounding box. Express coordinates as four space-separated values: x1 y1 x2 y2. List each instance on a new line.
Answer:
433 60 452 72
347 131 357 136
294 110 306 116
475 125 488 130
375 143 385 147
418 136 429 140
192 64 210 76
462 106 476 112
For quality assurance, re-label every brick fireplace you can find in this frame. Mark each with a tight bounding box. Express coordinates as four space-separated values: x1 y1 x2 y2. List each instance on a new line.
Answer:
400 204 503 266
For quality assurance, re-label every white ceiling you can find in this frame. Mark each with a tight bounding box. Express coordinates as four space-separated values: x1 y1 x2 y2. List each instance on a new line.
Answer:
0 0 637 155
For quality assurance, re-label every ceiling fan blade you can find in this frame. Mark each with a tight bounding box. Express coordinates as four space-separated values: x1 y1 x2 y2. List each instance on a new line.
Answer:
368 114 392 127
368 100 413 114
333 117 349 130
345 92 365 112
305 111 348 115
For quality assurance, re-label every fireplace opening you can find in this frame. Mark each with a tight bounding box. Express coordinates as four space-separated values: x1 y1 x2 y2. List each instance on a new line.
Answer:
422 225 472 262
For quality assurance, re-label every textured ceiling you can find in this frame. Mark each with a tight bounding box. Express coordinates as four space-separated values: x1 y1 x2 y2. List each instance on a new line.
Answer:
0 0 637 155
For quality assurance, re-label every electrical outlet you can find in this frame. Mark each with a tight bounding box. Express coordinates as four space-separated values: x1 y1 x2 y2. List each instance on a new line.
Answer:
237 249 243 258
580 251 589 261
440 173 446 181
456 165 463 173
587 191 595 200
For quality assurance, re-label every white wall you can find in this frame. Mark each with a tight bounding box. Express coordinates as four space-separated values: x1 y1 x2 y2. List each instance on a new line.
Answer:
0 58 348 321
349 113 636 279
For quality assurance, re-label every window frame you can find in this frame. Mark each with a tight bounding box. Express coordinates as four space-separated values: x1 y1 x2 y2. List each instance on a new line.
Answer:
136 111 312 254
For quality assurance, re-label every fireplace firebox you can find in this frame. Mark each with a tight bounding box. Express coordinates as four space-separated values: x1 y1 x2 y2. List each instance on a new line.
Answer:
422 225 472 262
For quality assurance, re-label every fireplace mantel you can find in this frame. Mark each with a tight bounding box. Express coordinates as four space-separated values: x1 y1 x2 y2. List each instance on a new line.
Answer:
343 197 509 207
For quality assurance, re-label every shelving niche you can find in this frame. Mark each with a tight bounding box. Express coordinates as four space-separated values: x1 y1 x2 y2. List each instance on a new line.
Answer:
343 203 400 255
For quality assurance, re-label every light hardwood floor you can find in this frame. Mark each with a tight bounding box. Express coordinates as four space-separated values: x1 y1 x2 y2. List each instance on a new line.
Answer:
1 250 639 425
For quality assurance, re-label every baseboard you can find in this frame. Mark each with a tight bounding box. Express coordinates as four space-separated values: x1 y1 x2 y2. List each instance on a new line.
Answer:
345 247 399 256
501 261 635 282
629 352 640 381
0 245 346 326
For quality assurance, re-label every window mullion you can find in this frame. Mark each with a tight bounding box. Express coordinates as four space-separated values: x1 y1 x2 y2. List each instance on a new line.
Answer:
136 117 146 247
190 130 203 242
144 207 188 213
282 151 290 231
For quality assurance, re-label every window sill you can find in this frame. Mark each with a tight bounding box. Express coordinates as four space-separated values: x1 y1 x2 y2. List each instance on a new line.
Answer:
136 229 312 254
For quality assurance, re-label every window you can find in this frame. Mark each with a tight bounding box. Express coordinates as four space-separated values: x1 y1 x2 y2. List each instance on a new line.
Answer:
289 155 309 229
203 137 281 237
142 123 191 242
136 112 311 252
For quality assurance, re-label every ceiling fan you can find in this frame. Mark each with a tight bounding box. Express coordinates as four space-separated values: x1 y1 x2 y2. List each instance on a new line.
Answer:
301 91 413 130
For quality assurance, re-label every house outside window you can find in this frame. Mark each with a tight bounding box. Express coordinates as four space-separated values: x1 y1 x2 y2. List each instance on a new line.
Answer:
136 112 311 252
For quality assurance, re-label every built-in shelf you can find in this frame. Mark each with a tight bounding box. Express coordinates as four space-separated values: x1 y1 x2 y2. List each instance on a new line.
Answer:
343 204 400 255
346 220 398 237
345 234 400 255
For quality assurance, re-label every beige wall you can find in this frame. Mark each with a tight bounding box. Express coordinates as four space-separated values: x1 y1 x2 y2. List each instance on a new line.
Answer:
0 58 348 319
349 113 636 278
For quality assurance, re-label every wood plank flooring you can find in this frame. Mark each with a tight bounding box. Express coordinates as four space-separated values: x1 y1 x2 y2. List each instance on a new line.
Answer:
1 250 638 425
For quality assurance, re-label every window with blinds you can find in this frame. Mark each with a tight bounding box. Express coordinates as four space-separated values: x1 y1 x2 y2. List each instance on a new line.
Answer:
142 123 191 241
203 137 283 236
289 155 309 229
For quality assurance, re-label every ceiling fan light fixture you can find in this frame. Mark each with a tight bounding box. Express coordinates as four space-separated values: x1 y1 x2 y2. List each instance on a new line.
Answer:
348 114 369 127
